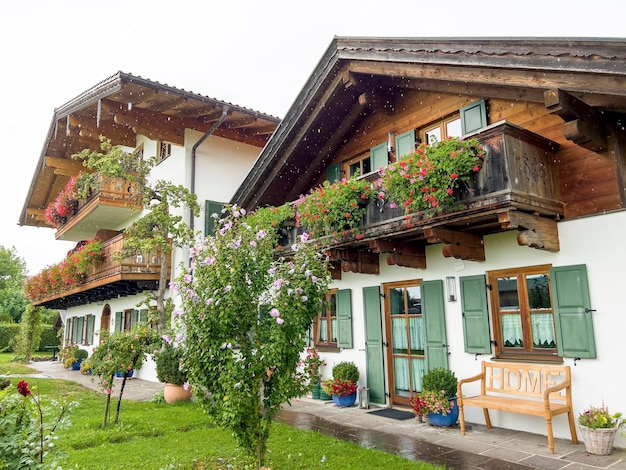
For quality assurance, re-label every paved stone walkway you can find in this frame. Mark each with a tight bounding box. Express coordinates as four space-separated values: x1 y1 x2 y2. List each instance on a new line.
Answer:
17 360 626 469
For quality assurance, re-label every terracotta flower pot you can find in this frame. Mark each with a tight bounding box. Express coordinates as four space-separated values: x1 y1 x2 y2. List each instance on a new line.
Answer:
163 383 192 404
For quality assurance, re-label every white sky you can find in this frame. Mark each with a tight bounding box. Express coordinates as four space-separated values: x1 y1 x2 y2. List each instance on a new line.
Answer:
1 0 624 275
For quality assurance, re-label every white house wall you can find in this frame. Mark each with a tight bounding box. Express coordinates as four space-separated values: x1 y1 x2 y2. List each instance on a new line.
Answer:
323 210 626 446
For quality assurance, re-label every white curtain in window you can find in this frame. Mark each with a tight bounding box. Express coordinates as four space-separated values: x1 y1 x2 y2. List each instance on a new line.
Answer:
531 313 555 347
394 357 409 392
319 320 327 342
331 319 338 343
409 317 423 352
392 318 407 351
411 357 426 392
501 314 523 347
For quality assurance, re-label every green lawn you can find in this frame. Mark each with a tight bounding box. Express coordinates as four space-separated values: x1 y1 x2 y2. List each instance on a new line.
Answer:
1 360 444 470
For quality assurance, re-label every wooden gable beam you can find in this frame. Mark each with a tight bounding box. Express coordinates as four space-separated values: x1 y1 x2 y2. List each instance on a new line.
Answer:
44 157 86 175
327 249 380 275
544 89 607 152
369 239 426 269
358 91 395 116
498 210 560 252
424 227 485 261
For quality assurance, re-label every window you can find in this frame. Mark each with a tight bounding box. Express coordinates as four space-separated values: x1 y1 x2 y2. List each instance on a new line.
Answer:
315 289 338 348
205 200 225 236
460 264 597 361
157 141 172 163
488 265 556 360
314 289 352 350
347 153 371 178
114 309 149 332
420 114 462 145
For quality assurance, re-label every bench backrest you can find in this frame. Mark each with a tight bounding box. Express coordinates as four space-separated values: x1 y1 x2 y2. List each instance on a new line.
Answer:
481 361 570 403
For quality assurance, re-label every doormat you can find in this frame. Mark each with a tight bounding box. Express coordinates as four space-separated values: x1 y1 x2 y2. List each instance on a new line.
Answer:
368 408 414 420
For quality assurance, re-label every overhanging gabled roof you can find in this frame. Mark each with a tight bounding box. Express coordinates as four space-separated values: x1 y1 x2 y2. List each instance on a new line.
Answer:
20 71 280 228
231 36 626 210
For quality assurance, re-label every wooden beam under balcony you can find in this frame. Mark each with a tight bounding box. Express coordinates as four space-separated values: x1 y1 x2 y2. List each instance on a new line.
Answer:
369 239 426 269
498 210 560 252
327 249 380 275
45 157 87 176
544 88 607 152
424 227 485 261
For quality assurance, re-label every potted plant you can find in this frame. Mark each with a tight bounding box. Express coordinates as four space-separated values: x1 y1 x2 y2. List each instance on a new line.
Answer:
155 343 191 403
71 348 88 371
420 367 459 426
80 358 94 375
295 177 376 239
379 136 484 216
300 347 325 399
577 403 623 455
321 361 359 407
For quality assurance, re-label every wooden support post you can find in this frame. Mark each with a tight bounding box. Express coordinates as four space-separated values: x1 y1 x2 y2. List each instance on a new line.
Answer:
424 227 485 261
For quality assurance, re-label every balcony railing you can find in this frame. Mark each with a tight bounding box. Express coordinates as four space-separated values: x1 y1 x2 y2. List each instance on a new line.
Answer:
32 233 170 309
55 175 143 241
280 121 562 250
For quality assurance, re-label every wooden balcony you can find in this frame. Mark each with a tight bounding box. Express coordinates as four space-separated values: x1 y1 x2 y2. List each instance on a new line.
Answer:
55 176 143 241
281 121 563 273
34 232 170 310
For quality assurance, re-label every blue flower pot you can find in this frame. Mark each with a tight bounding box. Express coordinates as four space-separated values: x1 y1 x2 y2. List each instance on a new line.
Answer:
332 391 357 407
71 360 82 371
427 398 459 426
116 369 134 379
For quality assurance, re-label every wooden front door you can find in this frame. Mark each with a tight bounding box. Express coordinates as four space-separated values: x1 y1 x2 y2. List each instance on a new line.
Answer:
100 304 110 340
383 280 425 407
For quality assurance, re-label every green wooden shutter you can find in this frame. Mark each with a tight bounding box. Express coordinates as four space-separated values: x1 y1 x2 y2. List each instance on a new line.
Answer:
65 317 72 341
363 286 385 404
75 317 84 344
139 309 148 324
422 280 449 370
87 315 95 344
114 312 123 332
131 310 139 328
326 163 340 183
460 99 488 135
460 275 492 353
205 200 225 237
395 129 416 159
336 289 353 349
370 143 388 173
551 264 596 358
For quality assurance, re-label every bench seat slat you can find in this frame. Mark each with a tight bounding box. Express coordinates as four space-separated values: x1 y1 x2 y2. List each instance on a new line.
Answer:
462 395 570 416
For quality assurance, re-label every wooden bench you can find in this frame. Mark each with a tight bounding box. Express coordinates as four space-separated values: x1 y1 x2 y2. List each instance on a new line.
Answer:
457 361 578 454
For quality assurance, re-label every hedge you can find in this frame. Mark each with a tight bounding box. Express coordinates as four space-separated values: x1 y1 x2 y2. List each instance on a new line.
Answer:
0 324 60 352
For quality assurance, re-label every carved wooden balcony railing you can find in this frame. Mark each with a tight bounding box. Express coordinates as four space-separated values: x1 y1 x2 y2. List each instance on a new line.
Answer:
55 175 143 242
280 121 563 273
34 232 170 309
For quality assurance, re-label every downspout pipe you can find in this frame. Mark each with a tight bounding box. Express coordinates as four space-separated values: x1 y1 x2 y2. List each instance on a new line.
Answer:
190 105 229 232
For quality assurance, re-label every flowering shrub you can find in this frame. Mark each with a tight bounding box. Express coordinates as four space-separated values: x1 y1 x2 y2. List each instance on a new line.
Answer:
409 393 428 416
379 137 484 215
321 378 358 397
0 380 76 468
415 389 454 415
295 177 376 239
578 403 622 429
44 173 80 227
23 238 105 301
176 204 330 466
299 347 325 383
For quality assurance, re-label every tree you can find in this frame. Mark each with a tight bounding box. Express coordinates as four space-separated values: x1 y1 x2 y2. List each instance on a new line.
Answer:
90 325 160 426
73 138 200 330
0 246 27 323
12 304 44 361
175 205 330 468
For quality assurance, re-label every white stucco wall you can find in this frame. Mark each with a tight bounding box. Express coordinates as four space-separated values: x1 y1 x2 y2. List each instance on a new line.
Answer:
321 209 626 445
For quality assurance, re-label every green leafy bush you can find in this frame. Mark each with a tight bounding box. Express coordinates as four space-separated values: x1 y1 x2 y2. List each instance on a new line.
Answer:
0 324 20 352
332 361 360 383
74 348 89 360
155 344 186 385
422 367 458 398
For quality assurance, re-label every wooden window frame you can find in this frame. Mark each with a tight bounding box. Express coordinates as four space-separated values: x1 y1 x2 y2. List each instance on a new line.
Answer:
314 289 339 351
344 152 371 178
156 141 172 164
487 264 558 362
419 113 462 146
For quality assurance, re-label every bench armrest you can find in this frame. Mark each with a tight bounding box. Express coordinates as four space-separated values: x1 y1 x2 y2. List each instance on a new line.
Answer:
457 372 485 399
543 378 571 401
